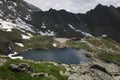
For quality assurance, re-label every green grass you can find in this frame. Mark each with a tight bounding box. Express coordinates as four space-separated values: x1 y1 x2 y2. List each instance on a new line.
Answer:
96 50 120 64
102 38 120 52
85 38 103 47
0 58 67 80
66 40 93 52
27 35 54 50
0 29 54 53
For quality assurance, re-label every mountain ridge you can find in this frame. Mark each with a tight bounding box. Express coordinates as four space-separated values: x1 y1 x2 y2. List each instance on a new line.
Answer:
0 0 120 42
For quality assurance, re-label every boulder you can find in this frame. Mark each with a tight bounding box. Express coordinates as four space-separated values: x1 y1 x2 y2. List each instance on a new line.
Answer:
9 63 33 74
31 72 48 77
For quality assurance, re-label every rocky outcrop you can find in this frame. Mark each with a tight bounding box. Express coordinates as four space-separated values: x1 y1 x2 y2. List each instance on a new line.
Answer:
9 63 48 78
9 63 34 74
59 58 120 80
6 58 120 80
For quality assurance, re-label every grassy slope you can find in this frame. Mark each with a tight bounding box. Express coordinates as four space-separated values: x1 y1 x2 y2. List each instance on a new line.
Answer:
0 29 54 54
66 37 120 64
0 58 67 80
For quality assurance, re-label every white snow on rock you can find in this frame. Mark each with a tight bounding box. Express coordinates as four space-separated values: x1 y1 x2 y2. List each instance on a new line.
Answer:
15 17 34 32
53 43 57 47
41 26 46 28
81 32 93 38
68 24 75 30
0 13 2 17
12 2 17 7
102 34 107 38
68 24 93 38
7 5 16 12
41 23 46 29
15 43 24 47
39 30 55 36
8 52 23 60
0 1 3 4
0 18 15 31
25 15 32 21
22 34 31 39
0 10 4 17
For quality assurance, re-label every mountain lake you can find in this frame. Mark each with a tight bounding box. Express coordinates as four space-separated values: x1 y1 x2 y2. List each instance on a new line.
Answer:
15 48 90 64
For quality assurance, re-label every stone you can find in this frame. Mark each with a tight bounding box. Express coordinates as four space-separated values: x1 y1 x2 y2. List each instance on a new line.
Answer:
31 72 48 77
68 73 93 80
90 69 113 80
0 58 7 66
9 63 33 74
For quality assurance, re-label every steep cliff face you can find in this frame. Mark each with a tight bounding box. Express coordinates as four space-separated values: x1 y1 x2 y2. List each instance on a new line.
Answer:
0 0 120 41
31 9 88 37
0 0 40 32
78 4 120 42
31 4 120 41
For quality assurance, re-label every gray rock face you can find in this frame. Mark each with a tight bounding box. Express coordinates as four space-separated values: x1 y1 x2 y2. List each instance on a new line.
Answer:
9 63 33 74
61 58 120 80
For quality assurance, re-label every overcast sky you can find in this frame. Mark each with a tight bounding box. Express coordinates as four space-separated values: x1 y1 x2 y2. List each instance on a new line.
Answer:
25 0 120 13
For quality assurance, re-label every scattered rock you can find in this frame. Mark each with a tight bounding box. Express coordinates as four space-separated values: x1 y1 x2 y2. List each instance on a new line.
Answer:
67 58 120 80
0 58 7 66
31 72 48 77
9 63 33 74
9 63 49 78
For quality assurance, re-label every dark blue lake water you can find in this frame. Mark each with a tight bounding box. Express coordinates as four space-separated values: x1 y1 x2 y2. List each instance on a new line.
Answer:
16 48 90 64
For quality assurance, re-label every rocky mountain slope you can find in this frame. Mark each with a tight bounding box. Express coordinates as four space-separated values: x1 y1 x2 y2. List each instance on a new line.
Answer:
0 0 40 32
0 0 120 80
0 0 120 41
32 5 120 41
79 4 120 42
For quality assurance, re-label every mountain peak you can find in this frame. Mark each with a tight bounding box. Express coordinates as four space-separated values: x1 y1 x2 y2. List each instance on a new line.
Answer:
95 4 108 9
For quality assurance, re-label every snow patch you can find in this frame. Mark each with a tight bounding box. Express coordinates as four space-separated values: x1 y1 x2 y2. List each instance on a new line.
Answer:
68 24 93 38
68 24 75 30
0 10 4 17
15 43 24 47
28 9 32 12
53 43 57 47
102 34 107 38
12 2 17 6
0 18 15 31
15 17 34 32
39 30 55 36
7 5 16 12
81 32 93 38
0 1 3 4
8 52 23 60
22 34 31 39
41 22 46 28
25 15 32 21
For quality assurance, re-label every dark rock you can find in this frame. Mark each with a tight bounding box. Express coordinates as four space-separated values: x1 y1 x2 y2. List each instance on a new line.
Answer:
9 63 33 74
90 64 108 74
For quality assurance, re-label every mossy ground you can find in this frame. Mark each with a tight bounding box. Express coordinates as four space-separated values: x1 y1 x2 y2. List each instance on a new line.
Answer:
0 29 54 53
66 37 120 64
0 58 67 80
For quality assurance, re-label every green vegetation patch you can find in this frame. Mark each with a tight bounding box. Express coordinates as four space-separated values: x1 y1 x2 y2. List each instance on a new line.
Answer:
27 35 54 50
102 37 120 52
96 50 120 64
66 40 93 52
0 58 67 80
85 37 103 47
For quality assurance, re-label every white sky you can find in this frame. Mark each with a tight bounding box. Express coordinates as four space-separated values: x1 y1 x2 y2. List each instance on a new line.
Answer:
25 0 120 13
